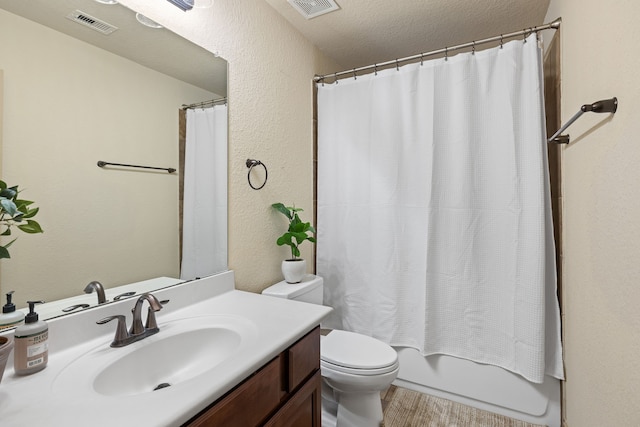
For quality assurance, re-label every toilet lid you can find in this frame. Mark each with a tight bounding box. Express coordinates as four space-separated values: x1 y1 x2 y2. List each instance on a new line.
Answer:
321 330 398 370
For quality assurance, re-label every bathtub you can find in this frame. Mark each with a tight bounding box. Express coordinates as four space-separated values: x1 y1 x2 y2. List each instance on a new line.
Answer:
392 347 561 427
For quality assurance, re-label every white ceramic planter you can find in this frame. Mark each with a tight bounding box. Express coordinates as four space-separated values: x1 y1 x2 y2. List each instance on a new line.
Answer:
281 259 306 284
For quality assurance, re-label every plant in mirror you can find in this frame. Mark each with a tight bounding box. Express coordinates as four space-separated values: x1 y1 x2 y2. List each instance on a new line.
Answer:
0 0 228 318
0 181 43 259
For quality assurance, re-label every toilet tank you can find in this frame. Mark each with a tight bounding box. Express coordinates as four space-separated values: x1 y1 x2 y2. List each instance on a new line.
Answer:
262 274 324 305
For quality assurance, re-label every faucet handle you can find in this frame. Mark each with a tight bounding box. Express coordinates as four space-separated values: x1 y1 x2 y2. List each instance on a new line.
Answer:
97 315 129 347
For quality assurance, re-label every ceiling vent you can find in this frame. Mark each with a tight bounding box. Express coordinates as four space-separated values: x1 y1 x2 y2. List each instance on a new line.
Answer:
66 10 118 35
287 0 340 19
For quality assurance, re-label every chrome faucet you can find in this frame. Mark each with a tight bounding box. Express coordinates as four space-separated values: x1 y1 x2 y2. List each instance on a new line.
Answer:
97 293 163 348
84 281 107 304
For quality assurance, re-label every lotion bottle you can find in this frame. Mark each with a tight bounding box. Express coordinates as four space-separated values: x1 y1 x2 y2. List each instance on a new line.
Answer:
14 300 48 375
0 291 25 330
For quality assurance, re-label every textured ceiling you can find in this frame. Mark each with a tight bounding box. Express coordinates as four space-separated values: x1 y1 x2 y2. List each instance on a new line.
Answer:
265 0 551 71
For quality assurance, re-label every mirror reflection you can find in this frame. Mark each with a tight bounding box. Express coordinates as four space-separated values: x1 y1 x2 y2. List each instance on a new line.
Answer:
0 0 228 317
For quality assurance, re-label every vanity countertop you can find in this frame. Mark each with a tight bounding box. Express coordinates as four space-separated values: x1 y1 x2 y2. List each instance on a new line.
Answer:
0 271 332 426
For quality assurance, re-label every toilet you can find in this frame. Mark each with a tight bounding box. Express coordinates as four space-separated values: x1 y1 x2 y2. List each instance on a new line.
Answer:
262 275 399 427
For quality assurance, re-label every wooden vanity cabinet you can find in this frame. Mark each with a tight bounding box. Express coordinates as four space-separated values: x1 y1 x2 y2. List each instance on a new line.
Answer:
184 327 321 427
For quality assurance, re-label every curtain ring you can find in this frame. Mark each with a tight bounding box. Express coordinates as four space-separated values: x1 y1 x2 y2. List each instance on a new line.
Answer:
500 34 504 49
396 59 399 71
353 68 357 80
445 47 448 61
472 41 475 55
246 159 267 190
374 64 378 75
420 53 424 66
334 72 338 84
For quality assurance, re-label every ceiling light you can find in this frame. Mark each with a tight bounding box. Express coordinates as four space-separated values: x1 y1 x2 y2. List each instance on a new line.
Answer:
135 13 163 29
166 0 194 11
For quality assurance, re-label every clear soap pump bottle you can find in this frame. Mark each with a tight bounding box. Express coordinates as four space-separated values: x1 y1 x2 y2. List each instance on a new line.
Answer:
14 300 48 375
0 291 25 330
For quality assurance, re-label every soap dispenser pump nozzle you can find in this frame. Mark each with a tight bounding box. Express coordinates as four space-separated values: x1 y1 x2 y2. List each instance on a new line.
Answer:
3 291 16 313
25 300 45 324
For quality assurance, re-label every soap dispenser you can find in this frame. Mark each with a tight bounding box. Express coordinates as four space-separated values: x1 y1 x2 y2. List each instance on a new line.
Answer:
0 291 25 330
14 300 48 375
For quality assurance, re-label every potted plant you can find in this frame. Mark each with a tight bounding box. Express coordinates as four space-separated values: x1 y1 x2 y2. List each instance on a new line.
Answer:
272 203 315 283
0 180 43 259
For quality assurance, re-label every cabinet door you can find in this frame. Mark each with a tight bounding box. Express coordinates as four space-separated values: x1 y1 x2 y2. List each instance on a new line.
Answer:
186 355 286 427
264 371 322 427
287 328 320 392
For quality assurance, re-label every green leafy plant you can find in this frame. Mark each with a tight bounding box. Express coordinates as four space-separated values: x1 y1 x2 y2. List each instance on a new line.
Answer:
0 180 43 259
272 203 316 260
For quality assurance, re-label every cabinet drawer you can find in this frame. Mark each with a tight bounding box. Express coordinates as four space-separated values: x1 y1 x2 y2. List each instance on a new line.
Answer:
287 327 320 392
186 355 286 427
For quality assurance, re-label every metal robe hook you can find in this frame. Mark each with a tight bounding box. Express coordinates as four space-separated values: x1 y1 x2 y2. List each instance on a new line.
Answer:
246 159 268 190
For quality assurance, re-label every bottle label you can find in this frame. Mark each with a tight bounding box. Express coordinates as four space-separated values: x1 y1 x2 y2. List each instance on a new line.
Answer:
15 329 49 372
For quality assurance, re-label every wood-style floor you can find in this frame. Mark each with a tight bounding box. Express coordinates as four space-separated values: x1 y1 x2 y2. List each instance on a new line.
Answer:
381 386 546 427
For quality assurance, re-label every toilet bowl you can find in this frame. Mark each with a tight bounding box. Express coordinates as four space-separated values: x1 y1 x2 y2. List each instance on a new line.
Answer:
262 275 399 427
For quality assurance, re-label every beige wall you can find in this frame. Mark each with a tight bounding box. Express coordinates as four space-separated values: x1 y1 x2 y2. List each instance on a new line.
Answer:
0 9 215 302
545 2 640 426
121 0 340 293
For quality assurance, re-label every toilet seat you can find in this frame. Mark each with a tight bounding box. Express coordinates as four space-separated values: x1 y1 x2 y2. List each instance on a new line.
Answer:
321 330 398 376
321 358 399 376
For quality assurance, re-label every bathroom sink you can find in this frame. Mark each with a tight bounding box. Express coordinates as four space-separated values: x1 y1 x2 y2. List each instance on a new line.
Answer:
53 314 257 397
94 327 240 396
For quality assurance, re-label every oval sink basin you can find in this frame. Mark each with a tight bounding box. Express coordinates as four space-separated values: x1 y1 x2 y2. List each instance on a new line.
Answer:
94 327 240 396
53 315 257 397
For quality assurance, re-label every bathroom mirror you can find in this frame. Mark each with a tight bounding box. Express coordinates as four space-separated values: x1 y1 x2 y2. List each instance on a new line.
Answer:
0 0 228 316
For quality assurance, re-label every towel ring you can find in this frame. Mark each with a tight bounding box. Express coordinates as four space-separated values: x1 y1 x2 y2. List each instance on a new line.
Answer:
246 159 268 190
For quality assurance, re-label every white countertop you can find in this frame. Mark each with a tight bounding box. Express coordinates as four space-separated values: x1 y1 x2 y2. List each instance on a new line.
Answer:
0 271 332 426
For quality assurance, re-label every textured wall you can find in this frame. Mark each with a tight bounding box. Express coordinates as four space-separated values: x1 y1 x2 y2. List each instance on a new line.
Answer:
545 2 640 426
120 0 340 293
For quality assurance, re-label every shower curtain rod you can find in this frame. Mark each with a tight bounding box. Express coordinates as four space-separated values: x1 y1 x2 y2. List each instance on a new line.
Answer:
181 97 227 110
314 18 561 83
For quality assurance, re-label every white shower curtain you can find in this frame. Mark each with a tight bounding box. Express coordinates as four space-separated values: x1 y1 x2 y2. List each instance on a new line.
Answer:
180 105 227 280
316 34 563 383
